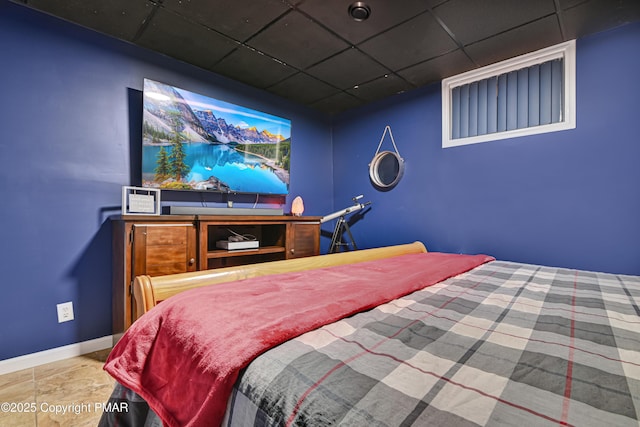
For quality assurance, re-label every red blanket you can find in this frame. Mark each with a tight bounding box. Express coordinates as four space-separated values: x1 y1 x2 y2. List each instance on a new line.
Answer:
104 252 493 427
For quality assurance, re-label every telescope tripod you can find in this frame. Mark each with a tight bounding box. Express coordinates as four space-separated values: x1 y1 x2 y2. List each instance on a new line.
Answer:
328 215 358 253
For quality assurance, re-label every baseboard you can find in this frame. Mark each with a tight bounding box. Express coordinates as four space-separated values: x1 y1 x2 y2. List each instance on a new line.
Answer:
0 335 113 375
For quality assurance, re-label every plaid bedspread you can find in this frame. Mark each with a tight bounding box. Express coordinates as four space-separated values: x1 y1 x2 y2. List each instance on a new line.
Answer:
101 260 640 427
222 260 640 427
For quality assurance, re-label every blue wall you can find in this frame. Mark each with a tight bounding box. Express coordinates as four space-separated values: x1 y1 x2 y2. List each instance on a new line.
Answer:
0 0 333 360
332 22 640 276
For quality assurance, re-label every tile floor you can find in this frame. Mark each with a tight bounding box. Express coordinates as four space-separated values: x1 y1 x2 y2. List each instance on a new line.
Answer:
0 349 115 427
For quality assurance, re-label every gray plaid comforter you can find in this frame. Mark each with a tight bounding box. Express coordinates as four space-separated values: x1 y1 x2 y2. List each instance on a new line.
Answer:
101 260 640 427
222 260 640 426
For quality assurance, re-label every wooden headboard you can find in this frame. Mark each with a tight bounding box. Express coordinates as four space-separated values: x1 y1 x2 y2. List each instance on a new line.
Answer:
132 241 427 322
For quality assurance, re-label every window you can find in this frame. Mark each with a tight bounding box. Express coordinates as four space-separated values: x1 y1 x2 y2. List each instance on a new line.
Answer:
442 40 576 148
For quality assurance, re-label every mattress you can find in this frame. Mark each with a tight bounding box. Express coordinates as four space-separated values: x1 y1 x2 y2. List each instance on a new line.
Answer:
100 257 640 426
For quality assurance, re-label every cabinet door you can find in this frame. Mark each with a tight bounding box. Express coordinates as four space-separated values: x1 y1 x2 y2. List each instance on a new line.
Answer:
130 223 196 323
286 221 320 259
132 224 197 277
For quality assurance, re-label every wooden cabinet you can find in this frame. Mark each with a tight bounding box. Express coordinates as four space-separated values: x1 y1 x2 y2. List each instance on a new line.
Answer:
112 214 320 335
112 216 197 336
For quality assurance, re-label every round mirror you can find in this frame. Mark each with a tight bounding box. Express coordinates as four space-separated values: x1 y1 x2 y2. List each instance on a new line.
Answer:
369 151 404 189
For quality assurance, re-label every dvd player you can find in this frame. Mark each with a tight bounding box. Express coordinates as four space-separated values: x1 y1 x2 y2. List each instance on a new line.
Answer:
216 240 260 250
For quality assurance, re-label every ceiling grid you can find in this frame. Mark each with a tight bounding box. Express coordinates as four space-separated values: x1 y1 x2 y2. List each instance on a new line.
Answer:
16 0 640 114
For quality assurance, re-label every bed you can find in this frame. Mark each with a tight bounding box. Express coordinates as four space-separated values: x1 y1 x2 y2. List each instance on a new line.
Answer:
99 242 640 427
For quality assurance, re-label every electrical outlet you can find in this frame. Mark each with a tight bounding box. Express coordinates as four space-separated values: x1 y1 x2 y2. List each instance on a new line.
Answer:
57 301 74 323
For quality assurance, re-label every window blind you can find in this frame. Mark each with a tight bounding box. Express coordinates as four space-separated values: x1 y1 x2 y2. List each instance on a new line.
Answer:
451 58 564 140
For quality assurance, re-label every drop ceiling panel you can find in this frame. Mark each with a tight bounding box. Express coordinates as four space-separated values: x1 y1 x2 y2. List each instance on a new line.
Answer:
306 47 390 90
358 12 458 71
311 92 365 115
433 0 557 46
212 45 298 89
297 0 431 45
26 0 153 41
162 0 291 42
346 74 413 102
464 15 563 67
558 0 590 9
267 72 341 105
247 10 350 70
398 49 476 87
560 0 640 40
135 7 238 71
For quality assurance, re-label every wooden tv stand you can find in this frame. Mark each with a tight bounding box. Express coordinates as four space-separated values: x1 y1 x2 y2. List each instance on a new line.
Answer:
112 214 321 335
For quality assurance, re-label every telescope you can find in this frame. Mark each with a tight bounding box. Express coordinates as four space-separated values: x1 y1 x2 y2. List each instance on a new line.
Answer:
321 195 371 224
322 195 372 253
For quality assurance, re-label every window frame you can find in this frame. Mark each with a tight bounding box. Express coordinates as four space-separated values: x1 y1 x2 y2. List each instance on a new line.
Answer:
442 40 576 148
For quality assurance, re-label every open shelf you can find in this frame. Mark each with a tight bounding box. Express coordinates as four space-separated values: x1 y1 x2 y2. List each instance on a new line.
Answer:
206 246 286 259
198 215 321 270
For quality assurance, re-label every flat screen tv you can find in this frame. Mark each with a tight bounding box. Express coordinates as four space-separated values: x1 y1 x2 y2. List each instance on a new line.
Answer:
141 79 291 195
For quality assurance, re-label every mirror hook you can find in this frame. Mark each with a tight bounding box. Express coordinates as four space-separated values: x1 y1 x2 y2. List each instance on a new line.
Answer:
373 125 402 159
